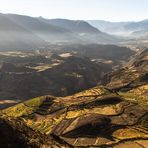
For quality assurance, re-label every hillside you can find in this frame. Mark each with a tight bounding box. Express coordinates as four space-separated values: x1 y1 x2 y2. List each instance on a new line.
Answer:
38 18 118 43
6 14 80 43
0 53 112 107
103 48 148 89
0 44 134 107
87 20 130 35
131 29 148 38
0 48 147 147
102 48 148 107
124 20 148 32
38 18 100 34
0 13 46 50
55 44 135 67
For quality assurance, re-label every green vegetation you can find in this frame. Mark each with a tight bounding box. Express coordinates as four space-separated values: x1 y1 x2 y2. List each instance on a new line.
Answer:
1 96 47 117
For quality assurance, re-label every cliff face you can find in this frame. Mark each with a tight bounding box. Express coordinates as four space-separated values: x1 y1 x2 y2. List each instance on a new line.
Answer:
0 49 147 147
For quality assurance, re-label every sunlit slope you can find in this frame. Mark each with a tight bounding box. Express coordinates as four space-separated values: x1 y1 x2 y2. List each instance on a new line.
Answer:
0 49 147 147
1 85 147 147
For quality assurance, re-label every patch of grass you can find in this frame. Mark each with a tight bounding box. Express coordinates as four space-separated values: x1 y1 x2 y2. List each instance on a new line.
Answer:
24 96 47 107
1 96 47 117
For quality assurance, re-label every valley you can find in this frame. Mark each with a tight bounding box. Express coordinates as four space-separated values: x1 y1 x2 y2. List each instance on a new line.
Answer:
0 48 147 147
0 44 134 109
0 9 147 148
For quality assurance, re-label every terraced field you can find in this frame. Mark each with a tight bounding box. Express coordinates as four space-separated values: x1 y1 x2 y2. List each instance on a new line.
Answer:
1 86 148 147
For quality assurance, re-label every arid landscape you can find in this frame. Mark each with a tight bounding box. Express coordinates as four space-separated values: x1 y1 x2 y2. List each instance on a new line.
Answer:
0 0 148 147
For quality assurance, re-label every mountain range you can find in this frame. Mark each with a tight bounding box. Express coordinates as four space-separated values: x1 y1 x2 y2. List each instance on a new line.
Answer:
0 13 118 50
88 19 148 38
0 13 147 50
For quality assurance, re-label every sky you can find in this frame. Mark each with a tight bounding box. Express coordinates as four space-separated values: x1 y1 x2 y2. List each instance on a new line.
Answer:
0 0 147 22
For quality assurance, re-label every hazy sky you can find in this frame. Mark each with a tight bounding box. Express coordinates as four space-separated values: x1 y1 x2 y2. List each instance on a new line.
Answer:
0 0 147 21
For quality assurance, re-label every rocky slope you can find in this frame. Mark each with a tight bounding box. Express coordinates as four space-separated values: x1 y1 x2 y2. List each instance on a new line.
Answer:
0 49 147 147
38 18 118 43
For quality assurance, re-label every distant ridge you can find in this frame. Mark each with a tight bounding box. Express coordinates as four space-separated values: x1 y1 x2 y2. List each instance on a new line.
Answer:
87 19 148 37
0 13 117 50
